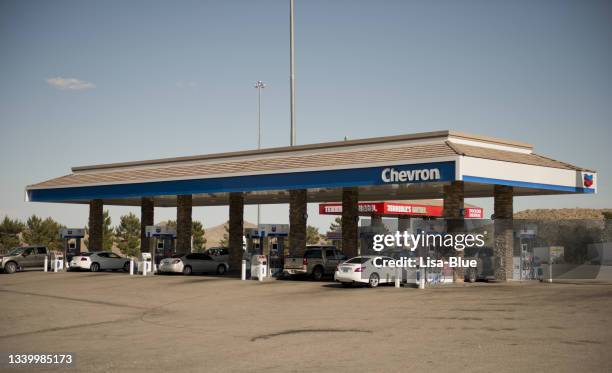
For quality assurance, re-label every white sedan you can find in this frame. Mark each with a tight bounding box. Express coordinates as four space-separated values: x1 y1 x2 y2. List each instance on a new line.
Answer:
334 256 400 288
70 252 131 272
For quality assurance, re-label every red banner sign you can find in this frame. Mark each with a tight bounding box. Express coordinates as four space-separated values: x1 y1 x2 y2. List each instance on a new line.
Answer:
319 202 483 218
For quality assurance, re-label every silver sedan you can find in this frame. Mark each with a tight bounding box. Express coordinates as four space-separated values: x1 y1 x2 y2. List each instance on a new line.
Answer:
158 253 229 275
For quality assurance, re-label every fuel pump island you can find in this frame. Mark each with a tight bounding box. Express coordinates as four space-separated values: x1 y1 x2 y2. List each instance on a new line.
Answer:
244 224 289 280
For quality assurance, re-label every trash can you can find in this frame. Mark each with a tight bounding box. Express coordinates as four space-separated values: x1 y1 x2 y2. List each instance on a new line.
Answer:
54 255 64 272
250 255 267 280
139 252 153 275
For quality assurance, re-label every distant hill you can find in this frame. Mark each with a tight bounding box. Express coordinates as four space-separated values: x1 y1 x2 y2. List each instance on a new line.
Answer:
514 208 612 220
204 220 256 248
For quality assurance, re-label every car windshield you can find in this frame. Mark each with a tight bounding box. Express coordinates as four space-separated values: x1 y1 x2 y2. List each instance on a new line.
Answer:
79 252 93 256
345 257 369 264
171 254 183 258
8 247 25 255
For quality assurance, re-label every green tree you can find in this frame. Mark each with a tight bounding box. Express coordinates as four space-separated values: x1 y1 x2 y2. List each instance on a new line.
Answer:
115 213 141 257
219 223 230 247
325 217 342 247
604 211 612 241
162 220 206 252
22 215 65 252
329 217 342 232
192 221 206 252
85 210 115 251
0 216 25 251
307 225 322 244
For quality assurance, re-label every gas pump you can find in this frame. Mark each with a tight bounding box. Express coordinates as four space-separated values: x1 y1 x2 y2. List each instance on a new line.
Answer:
245 228 263 256
261 224 288 277
140 252 152 275
59 228 85 271
145 225 177 265
245 224 288 279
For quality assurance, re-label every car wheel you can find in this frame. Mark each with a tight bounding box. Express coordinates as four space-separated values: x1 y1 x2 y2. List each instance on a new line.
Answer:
216 264 226 275
4 261 17 274
312 266 324 281
90 263 100 272
182 265 192 276
123 262 130 272
368 273 380 288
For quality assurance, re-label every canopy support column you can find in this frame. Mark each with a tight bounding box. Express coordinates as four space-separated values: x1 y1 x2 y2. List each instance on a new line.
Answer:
229 192 244 271
443 181 465 283
140 197 154 253
342 187 359 258
398 215 411 232
289 189 307 256
88 199 103 251
494 185 514 281
176 195 192 254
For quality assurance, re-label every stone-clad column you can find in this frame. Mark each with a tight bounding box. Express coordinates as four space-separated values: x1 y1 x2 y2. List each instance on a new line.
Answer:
88 199 103 251
289 189 307 256
229 192 244 271
371 214 383 230
398 216 411 232
494 185 514 281
443 181 464 218
443 181 465 282
140 197 154 253
176 195 193 254
341 187 359 258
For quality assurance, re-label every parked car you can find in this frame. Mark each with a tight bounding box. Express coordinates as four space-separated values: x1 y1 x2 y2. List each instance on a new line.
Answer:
1 246 49 274
203 247 229 262
158 253 229 275
283 245 347 280
334 256 399 288
69 251 131 272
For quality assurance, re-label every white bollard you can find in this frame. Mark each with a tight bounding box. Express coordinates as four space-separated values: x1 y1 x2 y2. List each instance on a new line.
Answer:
546 263 553 283
44 257 48 273
241 260 246 281
258 265 264 282
419 267 425 289
395 267 401 288
129 260 134 276
54 259 59 273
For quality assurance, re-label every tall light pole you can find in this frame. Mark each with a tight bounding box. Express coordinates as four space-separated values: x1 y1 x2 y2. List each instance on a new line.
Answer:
289 0 296 146
254 80 266 228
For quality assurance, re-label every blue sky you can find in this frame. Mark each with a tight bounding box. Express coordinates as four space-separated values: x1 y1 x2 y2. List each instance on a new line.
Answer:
1 0 611 231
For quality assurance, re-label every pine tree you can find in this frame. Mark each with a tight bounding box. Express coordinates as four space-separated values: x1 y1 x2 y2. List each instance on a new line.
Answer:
219 223 230 247
0 216 25 251
22 215 65 252
192 221 206 252
115 213 141 257
306 225 322 244
84 210 115 251
329 217 342 232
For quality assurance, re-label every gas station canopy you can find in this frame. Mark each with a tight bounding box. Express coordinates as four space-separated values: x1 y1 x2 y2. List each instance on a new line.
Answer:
25 130 597 206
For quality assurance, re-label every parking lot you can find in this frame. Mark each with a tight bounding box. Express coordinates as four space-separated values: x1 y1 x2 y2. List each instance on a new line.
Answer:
1 271 611 372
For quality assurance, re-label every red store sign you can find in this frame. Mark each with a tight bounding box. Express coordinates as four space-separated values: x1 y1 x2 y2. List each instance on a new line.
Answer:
319 202 483 218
